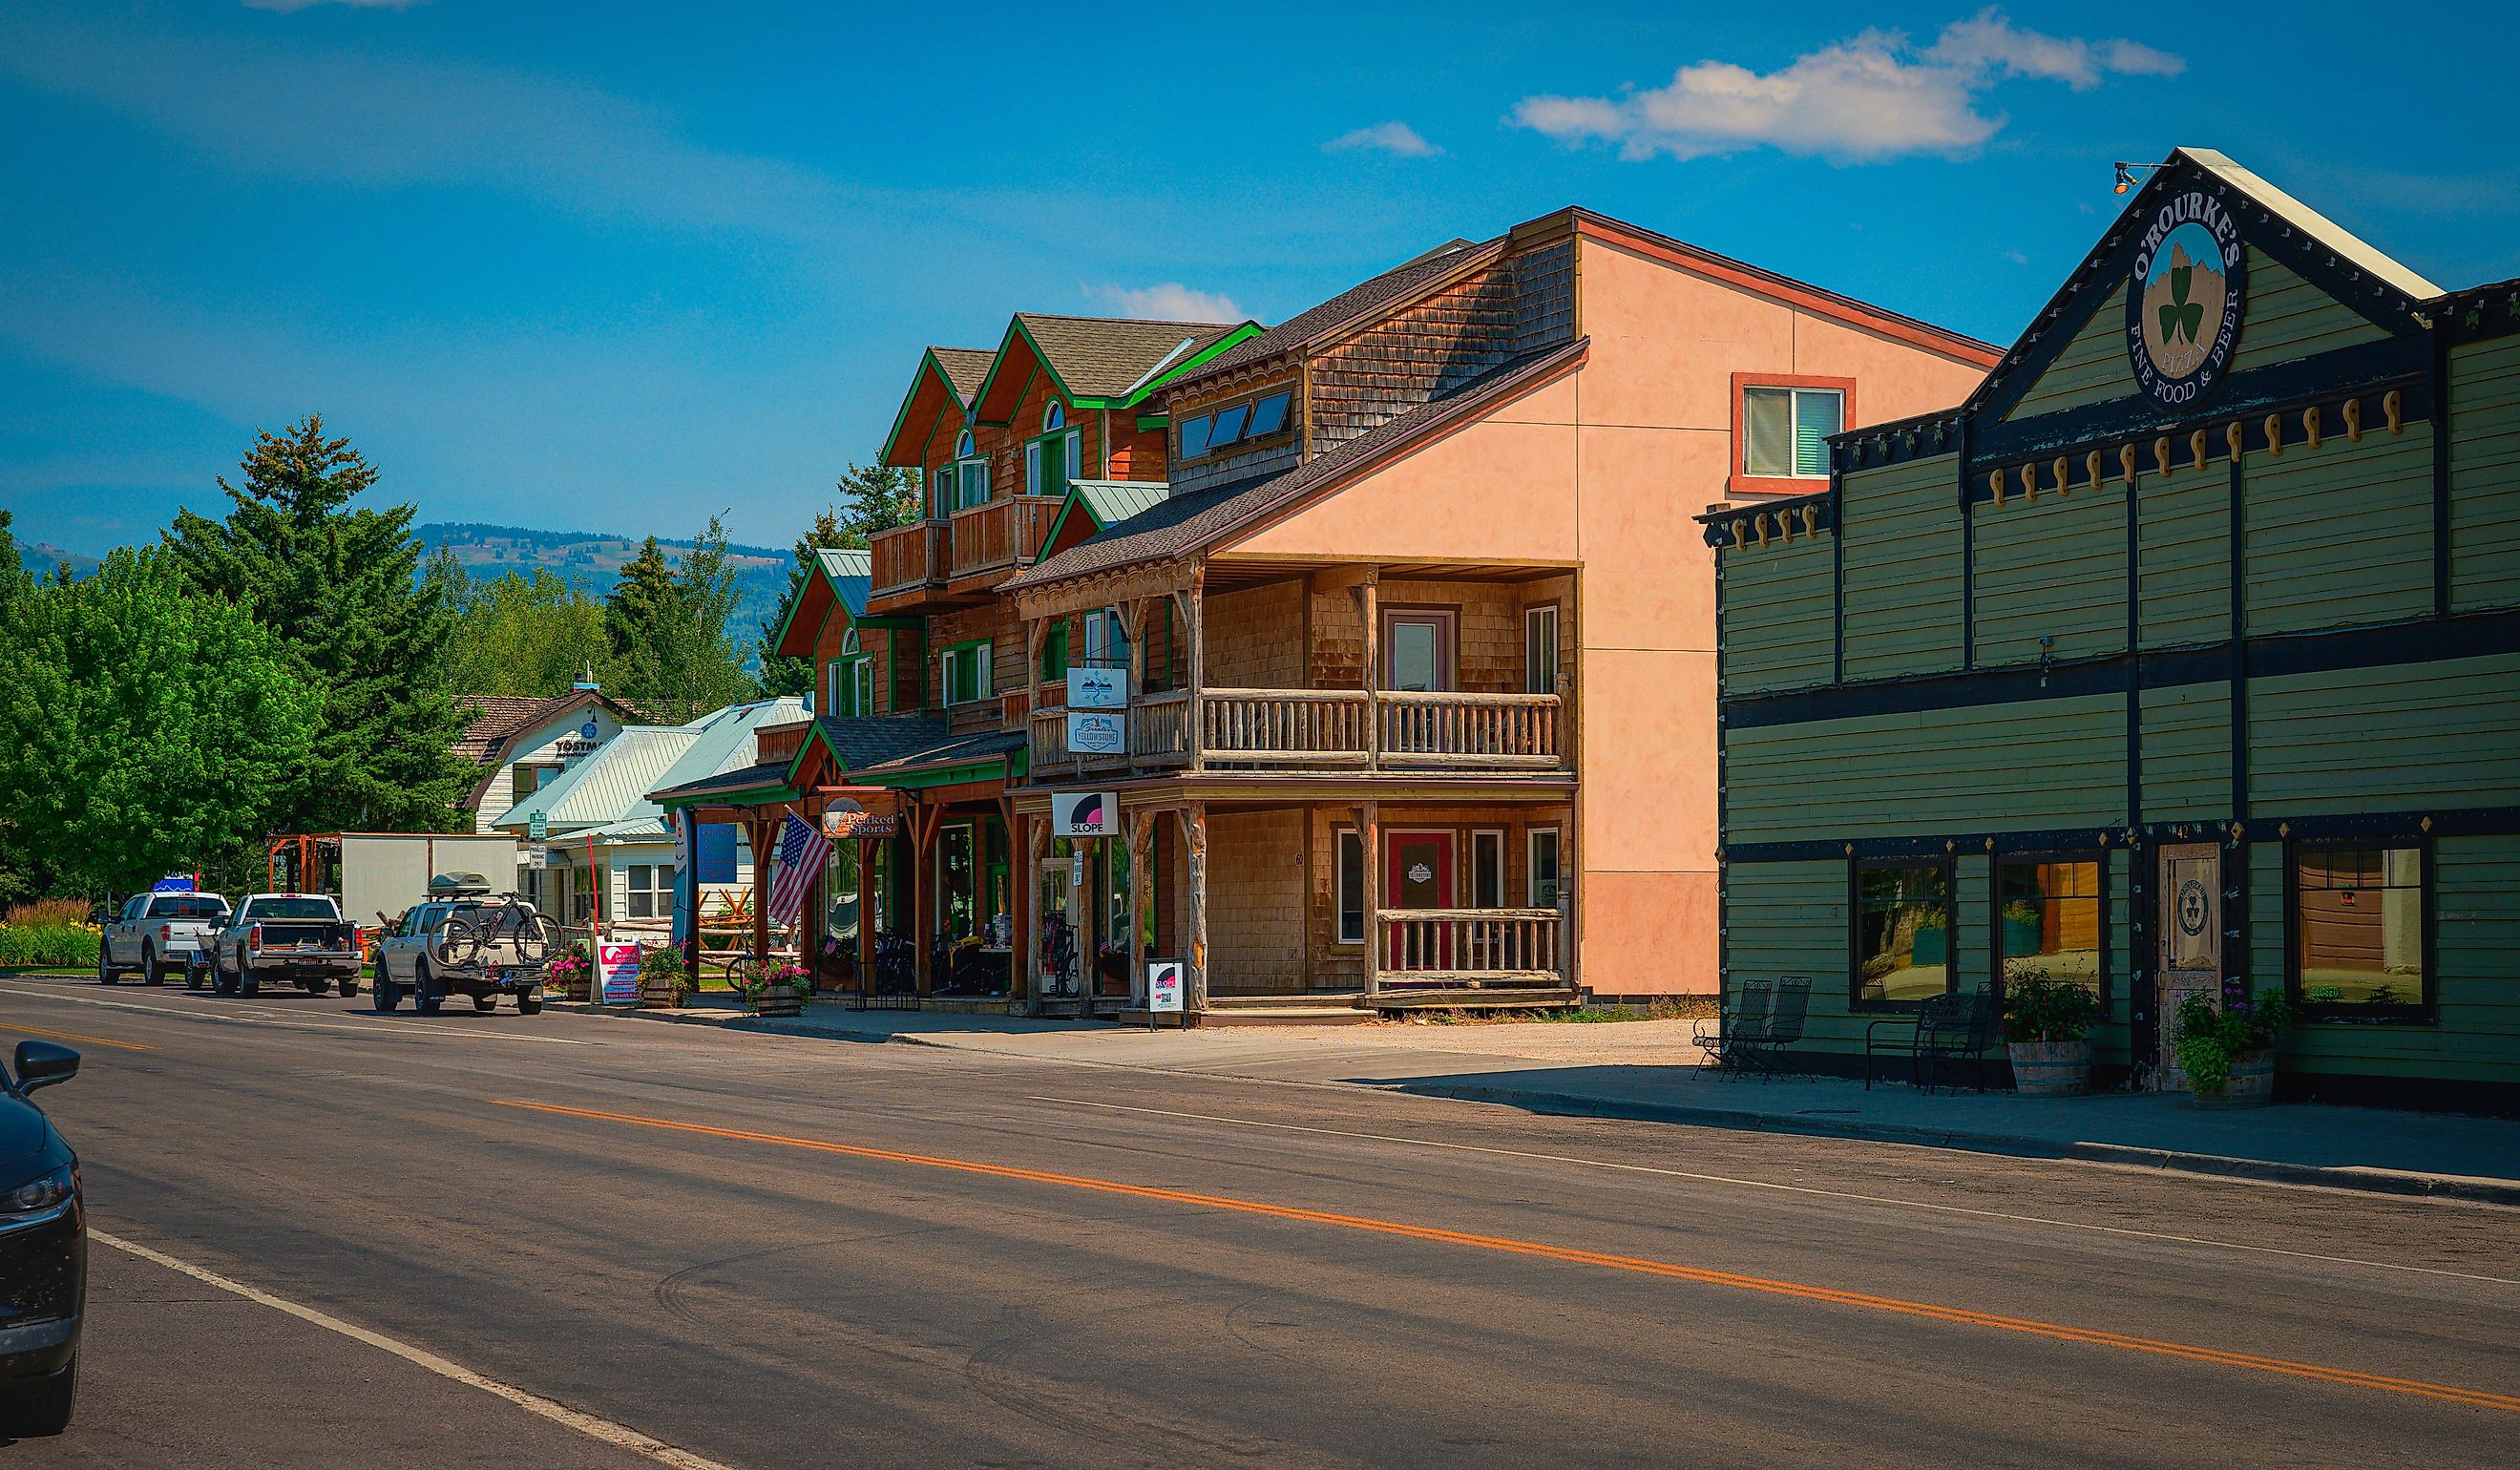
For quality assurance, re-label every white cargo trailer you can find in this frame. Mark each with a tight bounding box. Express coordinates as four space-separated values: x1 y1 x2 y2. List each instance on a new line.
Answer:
337 832 522 931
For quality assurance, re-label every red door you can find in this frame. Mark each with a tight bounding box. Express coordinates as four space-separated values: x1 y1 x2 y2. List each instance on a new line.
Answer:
1386 831 1456 970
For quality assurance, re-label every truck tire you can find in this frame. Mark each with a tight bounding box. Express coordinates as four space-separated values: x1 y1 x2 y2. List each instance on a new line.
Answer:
214 951 239 995
97 946 121 985
471 994 499 1014
515 993 543 1016
0 1352 76 1437
372 971 402 1012
141 945 167 986
338 975 360 998
414 963 443 1015
238 956 260 998
184 960 207 992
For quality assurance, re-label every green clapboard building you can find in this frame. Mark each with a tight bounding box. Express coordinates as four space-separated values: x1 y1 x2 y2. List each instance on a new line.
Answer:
1705 149 2520 1113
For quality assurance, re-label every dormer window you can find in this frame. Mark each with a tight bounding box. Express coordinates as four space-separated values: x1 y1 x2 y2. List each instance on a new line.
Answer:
1042 403 1065 432
1027 402 1082 498
1177 388 1294 463
956 429 976 457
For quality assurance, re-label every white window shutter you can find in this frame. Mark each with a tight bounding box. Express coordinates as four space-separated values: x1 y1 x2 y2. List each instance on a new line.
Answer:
1025 442 1040 495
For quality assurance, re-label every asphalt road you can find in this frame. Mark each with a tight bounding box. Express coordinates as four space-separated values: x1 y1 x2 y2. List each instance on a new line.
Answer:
1 972 2514 1468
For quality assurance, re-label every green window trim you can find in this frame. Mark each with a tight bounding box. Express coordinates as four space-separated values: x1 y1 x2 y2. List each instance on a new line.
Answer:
941 638 995 706
2285 837 2435 1023
1041 620 1070 681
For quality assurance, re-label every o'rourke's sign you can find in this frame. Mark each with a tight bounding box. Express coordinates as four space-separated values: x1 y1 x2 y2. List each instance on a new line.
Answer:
821 797 899 840
2125 186 2245 411
1050 791 1117 840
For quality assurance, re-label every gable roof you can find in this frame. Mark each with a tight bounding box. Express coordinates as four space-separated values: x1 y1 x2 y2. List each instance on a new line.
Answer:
452 689 641 767
930 346 996 404
1181 237 1500 387
878 345 990 467
2182 149 2439 302
971 314 1255 423
768 545 875 660
1004 338 1589 592
495 697 807 834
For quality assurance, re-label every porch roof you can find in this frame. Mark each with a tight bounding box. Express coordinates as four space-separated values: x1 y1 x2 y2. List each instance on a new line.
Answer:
851 728 1028 789
648 760 797 809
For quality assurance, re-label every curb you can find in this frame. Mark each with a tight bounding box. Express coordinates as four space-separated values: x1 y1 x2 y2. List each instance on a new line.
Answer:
547 1002 2520 1208
1397 1082 2520 1208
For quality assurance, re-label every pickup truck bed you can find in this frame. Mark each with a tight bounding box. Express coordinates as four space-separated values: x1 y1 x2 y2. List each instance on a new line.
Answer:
214 896 363 998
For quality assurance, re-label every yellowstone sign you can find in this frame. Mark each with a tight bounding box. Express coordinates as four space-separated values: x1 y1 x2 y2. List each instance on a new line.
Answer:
2125 188 2244 411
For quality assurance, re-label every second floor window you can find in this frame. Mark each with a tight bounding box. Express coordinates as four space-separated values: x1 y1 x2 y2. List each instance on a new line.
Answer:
1178 388 1293 462
942 640 994 705
1743 386 1841 479
1028 405 1083 498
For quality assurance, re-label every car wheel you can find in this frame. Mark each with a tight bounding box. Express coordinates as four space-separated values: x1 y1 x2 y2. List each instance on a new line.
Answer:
184 961 206 992
471 994 499 1014
372 971 402 1012
97 947 120 985
298 977 325 995
515 994 543 1016
0 1352 77 1437
141 946 166 985
339 976 360 998
238 958 260 998
414 963 443 1015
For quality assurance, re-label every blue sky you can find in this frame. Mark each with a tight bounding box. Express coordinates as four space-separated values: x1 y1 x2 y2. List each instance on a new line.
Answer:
5 1 2514 555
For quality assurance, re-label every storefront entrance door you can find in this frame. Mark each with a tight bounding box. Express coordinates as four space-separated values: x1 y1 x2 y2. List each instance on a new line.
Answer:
2154 843 2221 1091
1386 831 1455 968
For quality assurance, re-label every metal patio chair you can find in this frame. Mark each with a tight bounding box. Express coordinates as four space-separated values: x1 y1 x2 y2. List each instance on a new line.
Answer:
1865 988 2004 1093
1696 977 1780 1078
1735 976 1812 1080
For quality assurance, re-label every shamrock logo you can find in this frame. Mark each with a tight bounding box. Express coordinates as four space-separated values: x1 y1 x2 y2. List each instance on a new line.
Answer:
2159 263 2205 346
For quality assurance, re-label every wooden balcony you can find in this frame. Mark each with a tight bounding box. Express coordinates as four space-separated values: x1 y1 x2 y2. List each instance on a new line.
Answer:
1375 909 1565 990
950 495 1062 581
869 518 950 598
1024 687 1564 776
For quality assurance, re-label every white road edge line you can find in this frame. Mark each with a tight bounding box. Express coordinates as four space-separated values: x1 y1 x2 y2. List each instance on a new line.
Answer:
1028 1096 2520 1288
0 984 593 1045
92 1230 735 1470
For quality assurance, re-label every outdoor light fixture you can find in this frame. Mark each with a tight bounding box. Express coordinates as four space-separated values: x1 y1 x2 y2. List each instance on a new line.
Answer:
2111 161 2159 195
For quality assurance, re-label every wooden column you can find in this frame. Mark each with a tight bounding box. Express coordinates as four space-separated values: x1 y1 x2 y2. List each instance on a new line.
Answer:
1127 809 1153 1009
1024 617 1045 773
680 810 703 978
1356 570 1380 770
1559 799 1578 991
748 815 772 964
1020 814 1048 1017
1180 572 1206 772
1357 800 1381 1001
910 800 936 997
854 836 873 986
1075 829 1098 1023
1184 801 1209 1014
998 795 1020 998
1120 598 1149 776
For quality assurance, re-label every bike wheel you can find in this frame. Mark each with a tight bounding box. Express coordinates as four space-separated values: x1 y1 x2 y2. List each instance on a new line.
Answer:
429 916 480 969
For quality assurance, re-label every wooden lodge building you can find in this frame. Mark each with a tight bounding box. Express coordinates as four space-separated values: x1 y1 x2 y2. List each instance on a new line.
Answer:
654 207 1997 1018
1706 149 2520 1110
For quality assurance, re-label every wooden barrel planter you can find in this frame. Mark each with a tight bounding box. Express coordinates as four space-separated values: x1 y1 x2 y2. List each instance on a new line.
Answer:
752 982 804 1018
2006 1040 2092 1097
638 975 684 1010
2191 1048 2277 1109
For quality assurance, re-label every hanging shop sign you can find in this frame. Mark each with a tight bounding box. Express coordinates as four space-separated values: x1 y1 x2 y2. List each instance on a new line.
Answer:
1066 665 1127 710
821 799 898 840
1066 710 1125 756
1050 791 1118 840
2126 187 2245 410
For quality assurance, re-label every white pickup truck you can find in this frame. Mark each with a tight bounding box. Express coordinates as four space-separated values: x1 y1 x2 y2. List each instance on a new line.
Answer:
99 892 231 986
211 893 364 998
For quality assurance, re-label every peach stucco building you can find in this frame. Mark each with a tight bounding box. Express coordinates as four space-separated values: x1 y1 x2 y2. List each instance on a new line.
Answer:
987 208 1999 1006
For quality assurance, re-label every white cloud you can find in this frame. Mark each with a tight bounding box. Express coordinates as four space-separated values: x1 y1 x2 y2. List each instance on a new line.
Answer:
1513 9 2182 163
1323 121 1442 158
1091 284 1247 323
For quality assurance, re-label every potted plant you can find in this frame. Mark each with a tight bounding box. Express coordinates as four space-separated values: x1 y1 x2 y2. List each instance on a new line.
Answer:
2001 968 2103 1096
636 947 689 1010
751 961 809 1018
546 947 594 1002
2172 987 2293 1108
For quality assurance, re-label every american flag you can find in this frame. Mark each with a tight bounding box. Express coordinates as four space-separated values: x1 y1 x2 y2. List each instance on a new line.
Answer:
766 811 830 929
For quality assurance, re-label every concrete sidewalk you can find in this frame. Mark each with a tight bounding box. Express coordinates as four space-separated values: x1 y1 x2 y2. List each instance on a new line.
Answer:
561 998 2520 1205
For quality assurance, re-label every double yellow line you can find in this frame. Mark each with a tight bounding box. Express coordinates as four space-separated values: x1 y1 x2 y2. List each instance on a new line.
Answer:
0 1022 153 1053
496 1099 2518 1416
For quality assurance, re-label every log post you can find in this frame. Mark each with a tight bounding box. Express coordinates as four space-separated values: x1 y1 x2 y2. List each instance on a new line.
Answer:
1128 809 1153 1009
910 800 937 997
855 835 873 990
1024 616 1045 760
998 795 1019 999
748 815 773 967
1184 801 1209 1015
1355 570 1380 771
1121 599 1149 776
1184 572 1206 772
1358 800 1380 1002
1020 814 1047 1017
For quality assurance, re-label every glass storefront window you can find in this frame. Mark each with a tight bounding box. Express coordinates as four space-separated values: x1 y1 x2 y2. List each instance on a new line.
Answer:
1996 856 2105 998
2293 844 2429 1018
1855 861 1954 1006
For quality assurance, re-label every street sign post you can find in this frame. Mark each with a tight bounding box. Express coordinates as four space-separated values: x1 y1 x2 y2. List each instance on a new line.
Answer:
528 810 548 842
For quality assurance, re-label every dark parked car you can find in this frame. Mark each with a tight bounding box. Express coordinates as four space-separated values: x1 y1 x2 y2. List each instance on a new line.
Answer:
0 1040 82 1438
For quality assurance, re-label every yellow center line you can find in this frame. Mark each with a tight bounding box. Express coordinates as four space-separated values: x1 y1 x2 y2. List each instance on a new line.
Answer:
0 1021 154 1053
494 1099 2519 1416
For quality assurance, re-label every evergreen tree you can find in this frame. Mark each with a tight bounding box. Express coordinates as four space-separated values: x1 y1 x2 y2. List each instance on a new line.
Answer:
607 516 756 724
0 548 322 896
834 461 922 543
162 415 473 833
754 507 850 697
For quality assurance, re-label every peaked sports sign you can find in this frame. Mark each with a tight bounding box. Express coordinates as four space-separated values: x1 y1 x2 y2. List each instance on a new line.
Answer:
2126 186 2245 411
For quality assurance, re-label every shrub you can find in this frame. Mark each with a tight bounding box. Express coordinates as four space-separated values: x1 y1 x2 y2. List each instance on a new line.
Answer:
0 919 101 969
8 899 94 930
637 946 690 997
2002 969 2104 1044
2172 987 2294 1094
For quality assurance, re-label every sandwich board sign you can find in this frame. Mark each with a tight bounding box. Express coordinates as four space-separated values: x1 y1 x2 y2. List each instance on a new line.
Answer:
1066 665 1126 710
1050 791 1118 840
598 942 640 1005
1145 957 1184 1028
1066 709 1125 757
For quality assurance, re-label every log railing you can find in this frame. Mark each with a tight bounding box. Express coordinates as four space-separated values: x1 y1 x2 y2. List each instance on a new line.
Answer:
1021 688 1564 773
950 495 1063 580
1375 909 1564 986
870 519 949 596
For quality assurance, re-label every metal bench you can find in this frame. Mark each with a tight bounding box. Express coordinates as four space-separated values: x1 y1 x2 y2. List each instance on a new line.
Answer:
1863 988 2004 1093
1697 976 1811 1080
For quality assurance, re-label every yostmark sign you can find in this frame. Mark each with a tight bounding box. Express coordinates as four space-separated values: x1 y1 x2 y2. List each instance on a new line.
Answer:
2125 186 2245 411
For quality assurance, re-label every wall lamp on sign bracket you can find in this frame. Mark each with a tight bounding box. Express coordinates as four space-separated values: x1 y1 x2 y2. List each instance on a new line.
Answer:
2112 161 2161 195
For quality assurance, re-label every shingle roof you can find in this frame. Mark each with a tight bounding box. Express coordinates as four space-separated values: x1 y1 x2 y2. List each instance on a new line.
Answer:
1181 238 1497 386
1005 337 1588 591
809 714 951 771
930 346 996 405
1016 314 1245 400
647 760 792 805
496 696 807 830
851 729 1028 780
452 690 647 766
